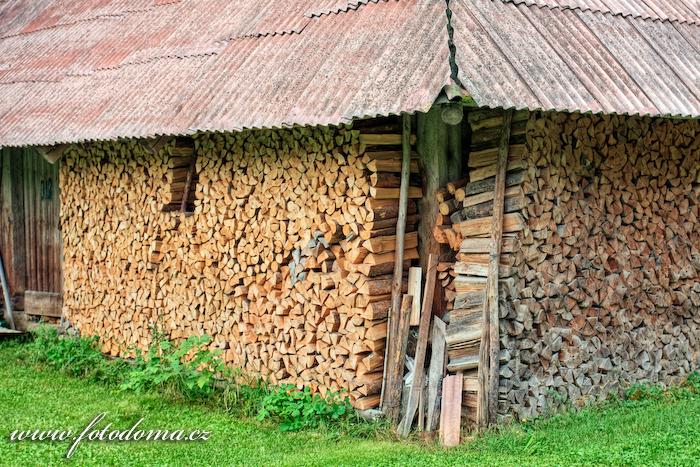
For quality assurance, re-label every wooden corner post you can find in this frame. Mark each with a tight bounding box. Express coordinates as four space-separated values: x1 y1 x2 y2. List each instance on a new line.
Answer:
477 110 513 427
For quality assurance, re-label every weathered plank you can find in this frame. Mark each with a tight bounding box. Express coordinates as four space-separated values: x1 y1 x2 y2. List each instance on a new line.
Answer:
24 291 62 318
439 373 463 447
426 316 446 432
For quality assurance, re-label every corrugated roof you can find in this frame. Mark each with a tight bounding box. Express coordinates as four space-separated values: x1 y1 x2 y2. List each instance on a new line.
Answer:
451 0 700 118
0 0 451 146
500 0 700 25
305 0 384 17
0 0 698 147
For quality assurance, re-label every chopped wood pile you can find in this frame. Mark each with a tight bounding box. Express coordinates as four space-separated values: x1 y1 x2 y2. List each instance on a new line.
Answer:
431 109 700 430
60 118 421 410
502 111 700 421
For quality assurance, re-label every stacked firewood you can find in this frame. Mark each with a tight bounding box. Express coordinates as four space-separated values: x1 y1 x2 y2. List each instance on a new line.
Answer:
60 118 421 409
499 112 700 421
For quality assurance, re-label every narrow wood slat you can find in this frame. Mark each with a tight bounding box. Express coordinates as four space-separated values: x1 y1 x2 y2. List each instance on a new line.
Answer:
440 373 463 447
426 317 446 432
477 110 512 428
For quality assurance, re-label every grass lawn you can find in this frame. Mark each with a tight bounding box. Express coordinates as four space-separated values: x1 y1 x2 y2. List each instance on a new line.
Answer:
0 342 699 466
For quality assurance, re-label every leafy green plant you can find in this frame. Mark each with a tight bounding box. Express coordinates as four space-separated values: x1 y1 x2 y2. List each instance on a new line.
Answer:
10 326 374 434
257 384 351 431
120 331 225 400
27 325 124 383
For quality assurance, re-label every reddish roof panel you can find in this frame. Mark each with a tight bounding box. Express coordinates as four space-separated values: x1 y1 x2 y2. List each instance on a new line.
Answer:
1 0 697 147
305 0 384 17
0 0 451 146
500 0 700 25
452 0 700 118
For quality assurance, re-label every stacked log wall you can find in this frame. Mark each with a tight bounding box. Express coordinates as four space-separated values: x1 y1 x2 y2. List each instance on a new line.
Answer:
500 111 700 421
60 122 419 409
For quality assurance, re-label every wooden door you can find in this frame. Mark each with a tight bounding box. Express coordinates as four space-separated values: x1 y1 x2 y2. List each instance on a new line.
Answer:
0 148 62 320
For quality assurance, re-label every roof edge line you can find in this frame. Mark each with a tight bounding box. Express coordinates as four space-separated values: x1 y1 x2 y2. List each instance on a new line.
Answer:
497 0 699 27
445 0 465 90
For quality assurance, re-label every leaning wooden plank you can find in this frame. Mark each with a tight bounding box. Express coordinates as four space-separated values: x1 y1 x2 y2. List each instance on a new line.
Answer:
382 114 412 419
395 294 414 425
387 295 413 426
440 373 463 447
478 110 513 428
426 317 446 433
24 291 62 318
397 254 438 437
407 267 422 326
487 110 512 423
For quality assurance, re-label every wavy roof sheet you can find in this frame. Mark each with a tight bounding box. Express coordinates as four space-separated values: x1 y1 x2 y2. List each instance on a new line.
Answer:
0 0 698 147
452 0 700 118
500 0 700 25
0 0 451 146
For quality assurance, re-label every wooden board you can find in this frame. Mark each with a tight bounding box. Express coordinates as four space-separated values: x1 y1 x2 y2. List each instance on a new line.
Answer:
439 373 463 447
407 267 422 326
426 317 446 432
24 291 62 318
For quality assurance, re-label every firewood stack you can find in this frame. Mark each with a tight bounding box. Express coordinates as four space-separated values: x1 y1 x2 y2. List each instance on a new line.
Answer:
499 112 700 421
61 118 421 410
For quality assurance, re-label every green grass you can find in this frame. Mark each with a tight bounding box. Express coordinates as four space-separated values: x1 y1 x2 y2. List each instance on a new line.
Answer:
0 341 699 466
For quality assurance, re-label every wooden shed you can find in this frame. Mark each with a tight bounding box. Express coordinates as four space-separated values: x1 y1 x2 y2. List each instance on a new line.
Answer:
0 0 698 440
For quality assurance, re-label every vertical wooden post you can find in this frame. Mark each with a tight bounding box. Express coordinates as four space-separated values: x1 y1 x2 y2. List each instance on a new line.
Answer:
477 110 513 427
381 113 412 419
416 108 462 273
